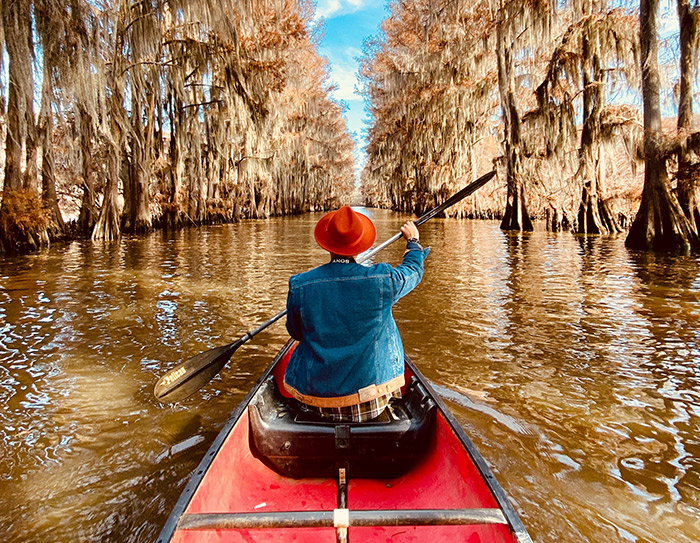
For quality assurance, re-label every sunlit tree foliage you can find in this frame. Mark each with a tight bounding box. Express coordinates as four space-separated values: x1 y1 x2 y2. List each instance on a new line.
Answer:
361 0 700 251
0 0 354 252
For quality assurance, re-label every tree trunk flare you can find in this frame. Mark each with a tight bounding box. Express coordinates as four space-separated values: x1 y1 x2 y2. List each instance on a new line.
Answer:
546 205 571 232
676 171 700 235
92 141 122 242
627 150 698 251
577 147 622 234
626 0 699 252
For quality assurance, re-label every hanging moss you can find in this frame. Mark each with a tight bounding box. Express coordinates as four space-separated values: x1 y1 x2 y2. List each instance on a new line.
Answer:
359 0 652 234
360 0 500 217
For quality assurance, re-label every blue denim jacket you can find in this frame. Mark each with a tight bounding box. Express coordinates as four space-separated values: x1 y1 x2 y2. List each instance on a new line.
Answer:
284 242 430 400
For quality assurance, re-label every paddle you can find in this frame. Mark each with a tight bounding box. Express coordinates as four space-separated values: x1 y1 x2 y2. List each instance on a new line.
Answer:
154 170 496 403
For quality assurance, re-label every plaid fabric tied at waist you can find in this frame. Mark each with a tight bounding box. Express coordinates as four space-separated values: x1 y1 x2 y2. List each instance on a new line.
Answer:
302 390 402 423
284 374 405 409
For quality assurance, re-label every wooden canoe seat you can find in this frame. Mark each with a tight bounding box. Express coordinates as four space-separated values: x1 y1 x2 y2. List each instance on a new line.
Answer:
248 375 437 479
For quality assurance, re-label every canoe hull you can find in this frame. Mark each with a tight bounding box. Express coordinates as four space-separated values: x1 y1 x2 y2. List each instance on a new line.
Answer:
157 341 532 543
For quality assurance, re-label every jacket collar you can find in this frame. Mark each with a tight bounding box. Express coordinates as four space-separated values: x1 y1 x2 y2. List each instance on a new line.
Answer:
330 256 356 264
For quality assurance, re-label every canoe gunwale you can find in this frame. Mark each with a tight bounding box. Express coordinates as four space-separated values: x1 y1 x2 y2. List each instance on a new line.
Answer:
156 340 533 543
403 357 534 543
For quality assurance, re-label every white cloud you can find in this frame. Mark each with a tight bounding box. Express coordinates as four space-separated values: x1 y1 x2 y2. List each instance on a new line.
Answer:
325 46 363 102
315 0 368 20
328 64 360 102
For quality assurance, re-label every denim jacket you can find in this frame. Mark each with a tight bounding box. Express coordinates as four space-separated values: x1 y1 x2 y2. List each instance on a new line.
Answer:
284 242 430 403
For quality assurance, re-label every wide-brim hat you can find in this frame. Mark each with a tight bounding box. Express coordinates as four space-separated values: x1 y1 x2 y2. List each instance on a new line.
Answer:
314 206 376 256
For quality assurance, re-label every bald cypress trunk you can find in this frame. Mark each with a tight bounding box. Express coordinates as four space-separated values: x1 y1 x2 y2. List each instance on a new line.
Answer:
576 31 621 234
122 102 152 234
92 136 122 242
0 0 48 253
35 0 65 240
120 0 154 235
77 106 97 235
3 0 355 251
0 15 5 116
39 59 65 238
92 5 126 242
626 0 699 252
1 0 27 195
165 91 184 229
497 19 533 232
675 0 700 234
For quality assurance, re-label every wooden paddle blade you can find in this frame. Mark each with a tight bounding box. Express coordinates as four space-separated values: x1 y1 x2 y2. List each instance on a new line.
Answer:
154 341 242 403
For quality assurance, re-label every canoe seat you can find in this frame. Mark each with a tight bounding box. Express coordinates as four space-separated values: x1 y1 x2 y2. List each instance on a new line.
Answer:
248 374 437 479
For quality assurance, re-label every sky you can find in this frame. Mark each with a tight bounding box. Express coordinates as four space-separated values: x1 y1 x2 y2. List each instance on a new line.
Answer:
312 1 392 173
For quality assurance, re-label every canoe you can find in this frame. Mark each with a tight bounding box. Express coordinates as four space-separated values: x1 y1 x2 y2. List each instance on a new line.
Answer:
157 339 533 543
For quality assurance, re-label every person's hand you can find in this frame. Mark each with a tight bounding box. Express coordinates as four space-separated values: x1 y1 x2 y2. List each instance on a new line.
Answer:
401 221 419 242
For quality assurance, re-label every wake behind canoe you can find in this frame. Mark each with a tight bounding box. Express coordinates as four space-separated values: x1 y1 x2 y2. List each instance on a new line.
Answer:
157 340 533 543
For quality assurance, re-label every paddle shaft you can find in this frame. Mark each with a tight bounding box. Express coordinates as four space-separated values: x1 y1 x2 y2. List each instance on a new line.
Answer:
154 171 495 401
221 170 496 342
360 170 495 261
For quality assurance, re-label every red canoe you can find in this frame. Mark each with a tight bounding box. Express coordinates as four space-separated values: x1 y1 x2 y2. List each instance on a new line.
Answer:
157 340 533 543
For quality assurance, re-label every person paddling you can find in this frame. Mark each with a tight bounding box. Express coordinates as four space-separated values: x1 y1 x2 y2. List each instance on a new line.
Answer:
283 206 430 422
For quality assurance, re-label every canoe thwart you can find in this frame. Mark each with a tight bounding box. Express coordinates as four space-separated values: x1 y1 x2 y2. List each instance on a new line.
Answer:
178 508 508 530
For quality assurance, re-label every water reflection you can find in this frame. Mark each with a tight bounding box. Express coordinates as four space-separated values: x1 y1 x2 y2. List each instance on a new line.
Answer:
0 215 699 542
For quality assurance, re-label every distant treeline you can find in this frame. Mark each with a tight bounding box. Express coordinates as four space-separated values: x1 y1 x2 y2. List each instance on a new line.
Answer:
360 0 700 252
0 0 355 254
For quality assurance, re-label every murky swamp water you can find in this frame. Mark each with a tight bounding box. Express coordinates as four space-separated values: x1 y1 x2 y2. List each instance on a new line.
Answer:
0 210 699 542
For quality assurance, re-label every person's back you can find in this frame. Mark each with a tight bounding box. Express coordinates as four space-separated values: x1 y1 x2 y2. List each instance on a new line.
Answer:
284 206 429 422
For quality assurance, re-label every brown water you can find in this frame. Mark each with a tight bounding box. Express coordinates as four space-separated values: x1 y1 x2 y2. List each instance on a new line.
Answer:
0 211 699 543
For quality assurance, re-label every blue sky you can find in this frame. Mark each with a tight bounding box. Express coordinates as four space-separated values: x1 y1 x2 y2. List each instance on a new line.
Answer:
313 1 391 171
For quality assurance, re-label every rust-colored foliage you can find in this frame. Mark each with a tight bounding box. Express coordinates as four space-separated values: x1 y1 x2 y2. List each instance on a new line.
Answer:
0 190 48 233
360 0 649 231
0 190 50 251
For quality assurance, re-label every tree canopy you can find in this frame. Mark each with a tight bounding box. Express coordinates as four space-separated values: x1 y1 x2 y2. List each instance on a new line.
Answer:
2 0 699 254
0 0 355 252
360 0 700 251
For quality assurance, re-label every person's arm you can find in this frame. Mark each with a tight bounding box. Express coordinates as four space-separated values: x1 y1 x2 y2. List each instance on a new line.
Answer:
391 221 430 302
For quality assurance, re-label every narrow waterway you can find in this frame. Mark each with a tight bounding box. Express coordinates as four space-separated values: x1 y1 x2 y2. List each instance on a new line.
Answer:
0 211 699 542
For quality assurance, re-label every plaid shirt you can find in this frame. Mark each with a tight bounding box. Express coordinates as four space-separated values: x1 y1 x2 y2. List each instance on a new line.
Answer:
300 390 401 423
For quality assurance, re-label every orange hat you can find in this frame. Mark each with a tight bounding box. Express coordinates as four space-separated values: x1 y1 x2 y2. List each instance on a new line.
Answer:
314 206 376 256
